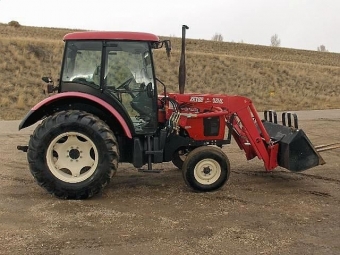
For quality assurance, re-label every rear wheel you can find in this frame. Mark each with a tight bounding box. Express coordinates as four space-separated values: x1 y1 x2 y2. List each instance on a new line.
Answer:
182 146 230 192
27 110 119 199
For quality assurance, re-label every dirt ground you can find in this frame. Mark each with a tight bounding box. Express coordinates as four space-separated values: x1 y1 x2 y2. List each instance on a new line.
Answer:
0 110 339 255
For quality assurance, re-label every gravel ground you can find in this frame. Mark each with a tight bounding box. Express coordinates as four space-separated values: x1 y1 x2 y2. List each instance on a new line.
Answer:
0 110 339 255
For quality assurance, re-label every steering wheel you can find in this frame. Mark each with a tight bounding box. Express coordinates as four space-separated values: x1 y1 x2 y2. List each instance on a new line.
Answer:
115 78 135 98
116 78 132 89
72 77 87 83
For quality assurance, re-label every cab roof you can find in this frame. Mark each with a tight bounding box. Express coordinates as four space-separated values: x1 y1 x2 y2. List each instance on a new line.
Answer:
63 31 160 42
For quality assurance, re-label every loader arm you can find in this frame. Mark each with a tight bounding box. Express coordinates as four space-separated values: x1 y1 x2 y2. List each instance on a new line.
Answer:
203 106 279 170
226 97 279 170
166 93 323 172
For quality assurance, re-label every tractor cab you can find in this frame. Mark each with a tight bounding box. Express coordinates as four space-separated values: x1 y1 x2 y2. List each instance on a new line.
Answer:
59 32 170 134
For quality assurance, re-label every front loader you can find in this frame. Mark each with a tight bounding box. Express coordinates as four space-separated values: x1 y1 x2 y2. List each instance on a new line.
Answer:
17 26 336 199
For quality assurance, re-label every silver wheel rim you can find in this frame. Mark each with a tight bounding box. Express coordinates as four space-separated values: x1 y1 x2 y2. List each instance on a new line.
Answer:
193 158 221 185
46 132 99 183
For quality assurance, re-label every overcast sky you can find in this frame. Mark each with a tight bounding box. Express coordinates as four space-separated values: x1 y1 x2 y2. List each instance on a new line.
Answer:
0 0 339 52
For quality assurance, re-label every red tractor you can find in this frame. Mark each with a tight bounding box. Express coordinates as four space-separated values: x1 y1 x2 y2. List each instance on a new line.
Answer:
18 25 325 199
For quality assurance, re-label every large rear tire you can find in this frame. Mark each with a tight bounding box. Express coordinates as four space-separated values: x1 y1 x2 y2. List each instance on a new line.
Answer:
27 110 119 199
182 146 230 192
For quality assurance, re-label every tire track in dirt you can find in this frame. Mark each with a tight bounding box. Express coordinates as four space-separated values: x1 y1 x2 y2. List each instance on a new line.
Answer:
0 174 34 185
296 172 340 184
232 169 340 185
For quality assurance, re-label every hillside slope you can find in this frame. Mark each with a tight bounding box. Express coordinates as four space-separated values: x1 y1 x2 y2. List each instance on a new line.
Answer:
0 23 339 120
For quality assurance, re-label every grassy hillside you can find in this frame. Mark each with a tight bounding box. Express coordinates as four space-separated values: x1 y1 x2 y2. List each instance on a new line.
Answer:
0 23 339 120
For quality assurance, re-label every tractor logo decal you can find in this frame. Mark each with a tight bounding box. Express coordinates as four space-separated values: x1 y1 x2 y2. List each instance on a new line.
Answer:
213 98 224 104
190 96 204 103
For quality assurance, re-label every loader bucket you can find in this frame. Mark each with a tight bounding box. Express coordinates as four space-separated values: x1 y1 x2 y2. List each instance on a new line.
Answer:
262 121 325 172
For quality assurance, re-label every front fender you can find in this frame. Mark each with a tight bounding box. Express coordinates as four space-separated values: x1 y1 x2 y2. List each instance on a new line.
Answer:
19 92 133 139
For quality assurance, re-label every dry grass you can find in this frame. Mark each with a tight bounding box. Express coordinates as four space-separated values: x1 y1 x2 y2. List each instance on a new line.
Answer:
0 23 339 120
155 51 340 111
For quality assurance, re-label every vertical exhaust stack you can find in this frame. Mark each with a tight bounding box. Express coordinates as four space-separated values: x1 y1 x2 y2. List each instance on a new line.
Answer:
179 25 189 94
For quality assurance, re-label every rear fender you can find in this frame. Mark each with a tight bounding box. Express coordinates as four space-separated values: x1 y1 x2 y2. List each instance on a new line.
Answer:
19 92 133 139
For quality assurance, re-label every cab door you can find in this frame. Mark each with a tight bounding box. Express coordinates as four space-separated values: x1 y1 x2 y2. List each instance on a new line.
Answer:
103 41 158 134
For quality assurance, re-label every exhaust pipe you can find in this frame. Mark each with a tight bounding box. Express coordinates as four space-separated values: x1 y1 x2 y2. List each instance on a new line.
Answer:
179 25 189 94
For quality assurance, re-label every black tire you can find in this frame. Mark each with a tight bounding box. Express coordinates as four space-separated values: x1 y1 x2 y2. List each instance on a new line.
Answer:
182 146 230 192
172 149 188 170
27 110 119 199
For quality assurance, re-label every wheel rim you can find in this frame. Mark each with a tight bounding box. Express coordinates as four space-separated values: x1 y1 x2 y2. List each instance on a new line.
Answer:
46 132 99 183
193 158 221 185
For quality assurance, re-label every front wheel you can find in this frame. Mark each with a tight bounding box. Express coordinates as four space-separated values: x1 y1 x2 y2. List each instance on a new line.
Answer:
27 110 119 199
182 146 230 192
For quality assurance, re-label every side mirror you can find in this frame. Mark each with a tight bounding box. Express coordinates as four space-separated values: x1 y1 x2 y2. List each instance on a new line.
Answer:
47 84 55 93
164 40 171 58
42 76 56 94
42 76 52 83
155 40 172 58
